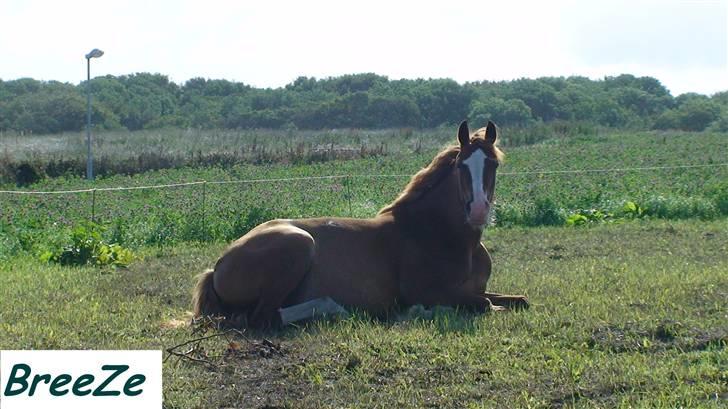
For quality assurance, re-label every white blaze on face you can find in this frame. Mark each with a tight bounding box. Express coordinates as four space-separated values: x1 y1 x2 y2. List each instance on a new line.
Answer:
462 149 489 227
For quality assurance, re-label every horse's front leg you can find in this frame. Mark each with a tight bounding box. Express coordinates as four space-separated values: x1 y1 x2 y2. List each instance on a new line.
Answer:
483 292 530 310
471 244 528 311
448 292 506 312
401 285 505 313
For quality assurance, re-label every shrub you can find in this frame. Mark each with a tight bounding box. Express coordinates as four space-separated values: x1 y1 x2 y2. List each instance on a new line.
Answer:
493 204 527 227
618 201 646 219
565 213 588 226
707 112 728 132
653 99 721 131
715 190 728 216
566 208 613 226
15 162 43 186
530 197 566 226
676 99 721 131
706 181 728 216
0 231 22 261
40 223 135 267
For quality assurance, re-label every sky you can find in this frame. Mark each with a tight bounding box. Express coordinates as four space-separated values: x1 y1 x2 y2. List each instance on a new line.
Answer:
0 0 726 96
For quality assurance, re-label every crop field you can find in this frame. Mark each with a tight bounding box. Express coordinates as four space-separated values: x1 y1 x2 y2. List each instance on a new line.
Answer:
0 128 727 407
1 130 727 257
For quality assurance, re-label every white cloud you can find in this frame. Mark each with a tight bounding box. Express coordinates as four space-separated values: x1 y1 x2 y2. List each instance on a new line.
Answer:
0 0 725 95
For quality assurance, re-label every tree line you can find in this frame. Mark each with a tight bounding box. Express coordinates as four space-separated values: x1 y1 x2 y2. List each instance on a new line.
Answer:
0 73 726 134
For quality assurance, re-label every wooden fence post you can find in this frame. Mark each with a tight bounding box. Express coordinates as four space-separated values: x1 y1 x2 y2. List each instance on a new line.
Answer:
201 181 207 239
345 176 353 217
91 189 97 224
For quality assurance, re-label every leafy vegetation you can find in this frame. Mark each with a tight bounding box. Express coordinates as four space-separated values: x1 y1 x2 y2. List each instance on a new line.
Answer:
1 130 726 261
38 222 134 267
2 73 727 134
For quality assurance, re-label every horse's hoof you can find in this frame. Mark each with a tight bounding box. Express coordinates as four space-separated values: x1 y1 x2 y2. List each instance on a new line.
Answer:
512 296 530 310
490 304 507 312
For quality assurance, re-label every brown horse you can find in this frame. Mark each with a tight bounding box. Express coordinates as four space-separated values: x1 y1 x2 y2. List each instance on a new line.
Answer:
193 121 529 327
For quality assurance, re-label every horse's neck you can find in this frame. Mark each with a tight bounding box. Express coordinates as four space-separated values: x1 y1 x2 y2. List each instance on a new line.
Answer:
396 173 481 248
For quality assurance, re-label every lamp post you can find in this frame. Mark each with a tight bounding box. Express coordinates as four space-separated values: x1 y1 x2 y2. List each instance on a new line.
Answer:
85 48 104 180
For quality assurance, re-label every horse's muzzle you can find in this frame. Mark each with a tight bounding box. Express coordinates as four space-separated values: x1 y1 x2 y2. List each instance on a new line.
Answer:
467 199 489 228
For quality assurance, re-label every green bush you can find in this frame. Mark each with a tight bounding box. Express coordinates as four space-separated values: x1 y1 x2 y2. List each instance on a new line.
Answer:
15 162 43 187
706 182 728 215
493 204 527 227
715 192 728 216
617 200 646 219
40 223 134 267
529 197 566 226
707 112 728 132
653 98 721 131
0 231 22 261
566 208 613 226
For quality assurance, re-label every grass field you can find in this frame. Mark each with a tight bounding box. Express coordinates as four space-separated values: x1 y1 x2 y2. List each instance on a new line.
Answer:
0 220 726 407
1 128 727 407
2 130 727 259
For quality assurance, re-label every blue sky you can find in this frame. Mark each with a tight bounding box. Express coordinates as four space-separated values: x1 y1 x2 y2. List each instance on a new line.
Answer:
0 0 726 95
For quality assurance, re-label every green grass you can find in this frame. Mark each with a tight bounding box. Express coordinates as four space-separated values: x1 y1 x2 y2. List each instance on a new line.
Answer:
1 219 726 408
2 130 727 258
1 127 727 406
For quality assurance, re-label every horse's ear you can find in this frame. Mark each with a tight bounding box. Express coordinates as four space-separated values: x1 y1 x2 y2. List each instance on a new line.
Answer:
484 121 497 144
457 120 470 147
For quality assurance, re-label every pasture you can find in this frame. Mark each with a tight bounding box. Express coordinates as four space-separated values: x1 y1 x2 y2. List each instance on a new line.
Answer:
0 220 725 407
1 130 727 257
0 128 727 407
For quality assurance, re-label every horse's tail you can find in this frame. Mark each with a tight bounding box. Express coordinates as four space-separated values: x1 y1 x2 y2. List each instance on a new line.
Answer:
192 268 226 318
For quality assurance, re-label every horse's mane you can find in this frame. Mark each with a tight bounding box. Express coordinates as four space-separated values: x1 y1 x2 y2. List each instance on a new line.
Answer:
378 146 460 215
379 128 503 215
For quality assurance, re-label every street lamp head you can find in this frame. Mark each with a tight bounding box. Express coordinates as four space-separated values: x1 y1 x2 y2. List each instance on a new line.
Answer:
85 49 104 59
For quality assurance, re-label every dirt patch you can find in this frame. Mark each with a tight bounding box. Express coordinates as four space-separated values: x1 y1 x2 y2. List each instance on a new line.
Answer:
225 338 286 359
165 318 313 408
550 383 628 408
161 312 193 329
206 348 306 409
161 318 189 330
691 328 728 350
588 320 727 353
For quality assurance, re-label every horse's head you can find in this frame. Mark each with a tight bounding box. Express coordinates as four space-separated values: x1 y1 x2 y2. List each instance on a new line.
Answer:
454 120 502 230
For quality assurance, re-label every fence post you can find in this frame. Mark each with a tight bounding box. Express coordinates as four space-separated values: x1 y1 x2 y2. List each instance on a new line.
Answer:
91 188 96 224
201 181 207 239
345 176 353 217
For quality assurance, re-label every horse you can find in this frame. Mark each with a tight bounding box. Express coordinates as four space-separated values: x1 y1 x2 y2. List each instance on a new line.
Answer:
193 121 529 327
